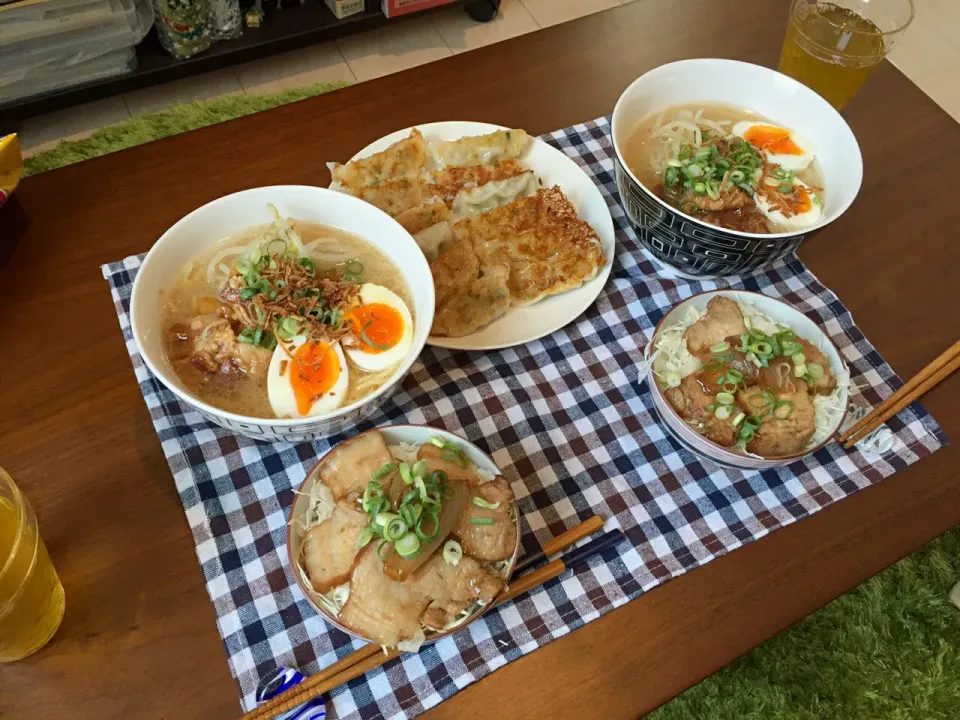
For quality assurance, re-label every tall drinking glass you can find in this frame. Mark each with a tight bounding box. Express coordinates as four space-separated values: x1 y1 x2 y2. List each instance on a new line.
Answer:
0 466 65 662
779 0 914 110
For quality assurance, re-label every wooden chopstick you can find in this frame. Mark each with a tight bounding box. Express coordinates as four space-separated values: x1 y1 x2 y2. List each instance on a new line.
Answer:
514 514 605 573
841 340 960 449
242 516 609 720
249 530 625 720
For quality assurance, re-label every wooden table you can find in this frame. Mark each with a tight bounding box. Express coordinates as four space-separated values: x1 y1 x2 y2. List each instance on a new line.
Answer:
1 1 958 718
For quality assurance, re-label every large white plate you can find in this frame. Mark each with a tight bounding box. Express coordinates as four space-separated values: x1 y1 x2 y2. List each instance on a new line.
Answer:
348 121 615 351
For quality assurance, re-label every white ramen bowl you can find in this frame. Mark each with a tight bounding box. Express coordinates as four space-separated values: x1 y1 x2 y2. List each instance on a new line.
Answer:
644 290 849 470
612 59 863 278
130 186 435 442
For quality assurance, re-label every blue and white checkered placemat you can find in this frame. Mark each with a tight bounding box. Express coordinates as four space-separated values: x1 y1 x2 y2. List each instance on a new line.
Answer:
102 116 946 718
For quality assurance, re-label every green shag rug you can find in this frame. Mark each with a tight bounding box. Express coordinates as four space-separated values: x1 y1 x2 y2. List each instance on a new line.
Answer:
25 85 960 719
23 81 348 176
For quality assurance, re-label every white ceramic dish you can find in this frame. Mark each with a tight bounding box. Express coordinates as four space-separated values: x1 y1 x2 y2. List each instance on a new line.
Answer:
644 290 849 470
612 59 863 278
348 121 616 351
287 424 521 646
130 186 434 443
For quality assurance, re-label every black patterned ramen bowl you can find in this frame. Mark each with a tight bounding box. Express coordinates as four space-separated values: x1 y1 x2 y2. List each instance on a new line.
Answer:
612 59 863 279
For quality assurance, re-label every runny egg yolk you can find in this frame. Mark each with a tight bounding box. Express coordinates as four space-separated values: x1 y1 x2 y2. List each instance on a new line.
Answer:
290 341 341 416
790 185 813 214
742 125 803 156
349 303 404 354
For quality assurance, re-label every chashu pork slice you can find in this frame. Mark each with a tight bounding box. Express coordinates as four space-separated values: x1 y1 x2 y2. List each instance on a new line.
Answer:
320 430 396 501
413 553 503 631
683 296 747 356
302 500 368 594
454 475 517 562
338 546 429 647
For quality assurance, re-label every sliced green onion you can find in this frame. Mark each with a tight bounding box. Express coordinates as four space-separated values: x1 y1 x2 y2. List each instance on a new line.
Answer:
359 320 392 351
706 404 716 413
395 533 420 558
375 512 398 528
705 180 720 200
678 146 693 161
356 528 374 549
415 475 428 500
664 371 682 389
710 341 730 353
415 512 440 542
260 331 277 351
377 539 394 561
754 341 773 356
773 401 794 419
429 436 445 447
726 369 744 383
807 362 825 380
411 459 427 479
443 540 463 567
429 470 448 486
384 517 408 542
240 287 258 301
299 257 316 276
266 239 287 257
795 363 807 377
664 167 680 187
470 517 495 526
791 352 806 366
780 340 802 357
716 392 735 406
693 182 707 195
277 317 302 341
237 328 256 344
472 497 501 511
399 462 413 485
732 412 746 427
372 463 396 482
715 406 731 421
722 382 738 394
667 159 683 168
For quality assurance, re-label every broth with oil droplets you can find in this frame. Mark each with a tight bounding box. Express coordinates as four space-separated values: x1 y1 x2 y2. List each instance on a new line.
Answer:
163 222 413 418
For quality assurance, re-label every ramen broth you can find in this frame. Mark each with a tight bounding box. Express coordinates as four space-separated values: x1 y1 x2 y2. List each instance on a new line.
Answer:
163 222 413 418
623 104 825 234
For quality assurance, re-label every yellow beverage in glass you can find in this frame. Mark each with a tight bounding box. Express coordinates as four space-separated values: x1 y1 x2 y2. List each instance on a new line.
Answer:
0 467 65 662
779 0 914 110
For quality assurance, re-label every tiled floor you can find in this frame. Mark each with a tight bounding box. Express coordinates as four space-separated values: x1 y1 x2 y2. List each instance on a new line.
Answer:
17 0 959 157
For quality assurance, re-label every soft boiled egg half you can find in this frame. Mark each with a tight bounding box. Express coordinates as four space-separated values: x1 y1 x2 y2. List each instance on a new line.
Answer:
344 284 414 372
268 337 349 418
754 178 822 231
731 121 816 172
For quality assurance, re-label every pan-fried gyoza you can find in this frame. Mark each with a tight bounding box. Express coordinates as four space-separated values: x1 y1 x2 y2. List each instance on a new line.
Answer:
328 127 607 337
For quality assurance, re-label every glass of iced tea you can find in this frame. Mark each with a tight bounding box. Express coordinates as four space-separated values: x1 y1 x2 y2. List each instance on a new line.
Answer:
0 466 65 662
779 0 914 110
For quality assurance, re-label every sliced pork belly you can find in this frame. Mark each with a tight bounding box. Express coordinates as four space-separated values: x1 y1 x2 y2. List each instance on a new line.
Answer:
320 430 395 501
453 475 517 562
683 296 747 355
416 442 478 483
414 554 503 630
338 546 429 647
302 500 368 594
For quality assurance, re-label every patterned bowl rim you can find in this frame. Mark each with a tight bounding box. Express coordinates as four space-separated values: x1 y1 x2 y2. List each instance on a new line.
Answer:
286 424 522 648
644 289 850 463
610 58 863 241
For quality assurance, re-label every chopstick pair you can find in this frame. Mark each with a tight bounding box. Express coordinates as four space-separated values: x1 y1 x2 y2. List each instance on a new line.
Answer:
840 340 960 449
242 516 619 720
